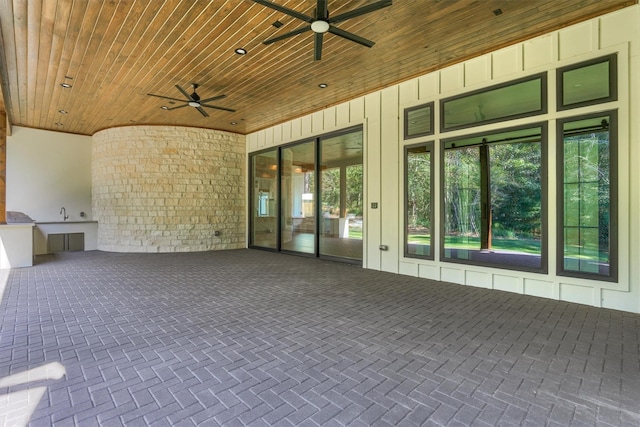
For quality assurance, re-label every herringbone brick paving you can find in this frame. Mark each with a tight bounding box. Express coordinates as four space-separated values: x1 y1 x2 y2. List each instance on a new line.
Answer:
0 249 639 426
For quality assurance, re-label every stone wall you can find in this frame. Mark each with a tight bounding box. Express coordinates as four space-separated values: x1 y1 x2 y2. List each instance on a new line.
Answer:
92 126 245 252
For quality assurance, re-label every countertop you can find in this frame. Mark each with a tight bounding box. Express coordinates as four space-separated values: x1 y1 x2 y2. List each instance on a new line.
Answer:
35 221 99 224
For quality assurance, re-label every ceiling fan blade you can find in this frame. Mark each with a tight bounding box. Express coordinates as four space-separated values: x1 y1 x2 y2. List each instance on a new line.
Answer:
198 94 227 104
251 0 313 23
264 25 311 44
196 107 210 117
201 104 236 113
329 0 392 24
316 0 328 19
175 85 195 101
328 26 375 48
147 93 188 103
166 104 189 111
314 32 323 61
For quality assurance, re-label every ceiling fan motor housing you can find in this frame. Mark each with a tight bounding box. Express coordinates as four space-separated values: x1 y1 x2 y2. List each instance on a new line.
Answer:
189 86 201 106
147 84 235 117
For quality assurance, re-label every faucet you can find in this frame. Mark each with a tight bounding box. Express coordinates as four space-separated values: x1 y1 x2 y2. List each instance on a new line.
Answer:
60 207 69 221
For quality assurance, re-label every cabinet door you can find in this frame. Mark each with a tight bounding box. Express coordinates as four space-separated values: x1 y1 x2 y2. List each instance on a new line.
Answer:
67 233 85 252
48 234 66 253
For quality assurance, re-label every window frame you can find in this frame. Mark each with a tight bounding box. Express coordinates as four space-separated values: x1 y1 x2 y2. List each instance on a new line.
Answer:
404 141 435 260
404 102 435 140
440 73 547 132
440 122 548 273
556 110 618 282
557 53 618 111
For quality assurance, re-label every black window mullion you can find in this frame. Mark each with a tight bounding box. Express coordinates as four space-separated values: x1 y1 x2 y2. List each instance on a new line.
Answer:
314 138 320 257
276 147 282 252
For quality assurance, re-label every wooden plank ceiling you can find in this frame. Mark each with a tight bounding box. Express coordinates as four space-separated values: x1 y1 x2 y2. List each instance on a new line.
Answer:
0 0 635 136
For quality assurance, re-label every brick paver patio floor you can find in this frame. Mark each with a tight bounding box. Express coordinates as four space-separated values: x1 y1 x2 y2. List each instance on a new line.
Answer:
1 249 639 426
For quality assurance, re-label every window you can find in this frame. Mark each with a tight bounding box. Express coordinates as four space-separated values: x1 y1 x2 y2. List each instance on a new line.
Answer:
441 125 546 271
558 54 617 110
404 102 434 139
557 112 617 281
441 73 546 131
405 143 434 259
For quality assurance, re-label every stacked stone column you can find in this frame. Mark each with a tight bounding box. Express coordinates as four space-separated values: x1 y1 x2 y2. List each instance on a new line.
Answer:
92 126 245 252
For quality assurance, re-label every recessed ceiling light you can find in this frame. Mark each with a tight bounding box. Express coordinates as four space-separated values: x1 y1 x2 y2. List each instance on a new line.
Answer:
58 109 68 114
60 83 72 88
161 106 169 110
54 122 63 126
235 48 247 55
493 8 503 16
318 83 328 88
230 121 238 125
272 20 283 28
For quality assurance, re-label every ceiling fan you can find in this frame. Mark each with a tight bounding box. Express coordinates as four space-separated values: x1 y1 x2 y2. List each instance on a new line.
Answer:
147 84 235 117
252 0 393 60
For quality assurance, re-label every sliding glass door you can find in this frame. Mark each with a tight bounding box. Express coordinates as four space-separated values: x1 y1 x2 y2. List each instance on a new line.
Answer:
280 141 315 254
319 130 363 261
250 149 278 249
249 127 363 263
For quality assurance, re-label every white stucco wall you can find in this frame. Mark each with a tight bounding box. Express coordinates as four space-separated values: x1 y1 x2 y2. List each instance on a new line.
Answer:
247 5 640 313
7 126 92 222
6 127 97 255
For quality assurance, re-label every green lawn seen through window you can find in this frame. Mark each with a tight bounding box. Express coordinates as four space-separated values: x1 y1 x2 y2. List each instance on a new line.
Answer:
409 234 541 255
409 234 607 262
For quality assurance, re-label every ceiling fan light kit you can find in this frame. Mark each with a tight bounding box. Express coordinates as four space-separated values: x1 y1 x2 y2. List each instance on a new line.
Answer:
252 0 393 60
311 20 330 33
